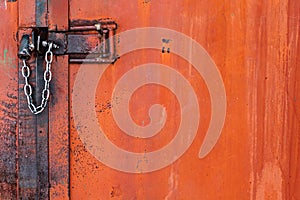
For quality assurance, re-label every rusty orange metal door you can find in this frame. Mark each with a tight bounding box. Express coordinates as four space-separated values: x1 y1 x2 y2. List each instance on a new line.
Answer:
68 1 300 199
0 0 300 199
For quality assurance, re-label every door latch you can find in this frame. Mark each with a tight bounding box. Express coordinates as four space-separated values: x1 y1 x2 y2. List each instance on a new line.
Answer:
18 28 59 61
52 19 118 63
17 19 118 114
18 19 118 63
18 35 57 115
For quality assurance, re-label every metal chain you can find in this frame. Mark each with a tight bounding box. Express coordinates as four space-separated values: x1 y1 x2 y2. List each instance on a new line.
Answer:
21 43 53 115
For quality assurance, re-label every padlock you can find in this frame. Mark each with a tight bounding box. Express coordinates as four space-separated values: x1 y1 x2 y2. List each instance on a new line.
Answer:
18 35 32 60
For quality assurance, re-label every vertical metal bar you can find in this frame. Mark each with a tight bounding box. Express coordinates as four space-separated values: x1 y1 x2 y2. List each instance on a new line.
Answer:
36 0 49 198
36 56 49 199
36 0 48 27
101 30 108 57
108 29 115 60
18 0 49 198
18 53 49 200
18 60 38 199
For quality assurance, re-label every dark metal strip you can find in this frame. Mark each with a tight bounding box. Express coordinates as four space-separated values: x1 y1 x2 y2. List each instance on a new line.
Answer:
35 0 48 27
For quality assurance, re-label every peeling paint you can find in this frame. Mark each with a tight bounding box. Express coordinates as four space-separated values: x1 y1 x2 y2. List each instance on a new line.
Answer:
165 166 178 200
255 162 283 200
111 185 122 198
0 0 8 9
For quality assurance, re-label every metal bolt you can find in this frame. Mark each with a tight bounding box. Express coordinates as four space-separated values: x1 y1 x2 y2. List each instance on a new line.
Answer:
52 43 59 49
95 23 102 31
42 41 59 49
29 43 35 51
42 41 48 47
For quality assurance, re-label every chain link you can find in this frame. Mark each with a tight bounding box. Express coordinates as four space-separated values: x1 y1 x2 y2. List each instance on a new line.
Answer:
21 43 54 115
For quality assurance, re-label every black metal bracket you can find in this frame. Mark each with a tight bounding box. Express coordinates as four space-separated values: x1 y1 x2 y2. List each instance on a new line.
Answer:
50 19 118 63
18 19 118 64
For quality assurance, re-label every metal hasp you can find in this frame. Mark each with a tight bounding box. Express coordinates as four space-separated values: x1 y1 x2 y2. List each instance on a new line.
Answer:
50 19 118 63
18 28 51 59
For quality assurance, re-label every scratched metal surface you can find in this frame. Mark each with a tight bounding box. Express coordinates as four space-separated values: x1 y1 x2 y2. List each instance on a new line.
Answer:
0 1 18 199
68 0 300 199
0 0 299 199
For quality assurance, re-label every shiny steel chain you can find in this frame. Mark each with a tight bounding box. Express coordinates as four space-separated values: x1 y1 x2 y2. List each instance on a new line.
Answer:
21 43 53 115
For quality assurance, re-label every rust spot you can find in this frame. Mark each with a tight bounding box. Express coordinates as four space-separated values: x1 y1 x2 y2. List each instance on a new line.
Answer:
0 93 18 199
162 38 172 53
111 185 122 198
255 162 283 200
142 0 151 4
70 18 116 27
95 100 113 114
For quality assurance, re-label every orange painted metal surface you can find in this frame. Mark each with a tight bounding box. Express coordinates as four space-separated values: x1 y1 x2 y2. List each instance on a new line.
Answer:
0 1 18 199
49 56 69 200
0 0 299 199
68 0 300 199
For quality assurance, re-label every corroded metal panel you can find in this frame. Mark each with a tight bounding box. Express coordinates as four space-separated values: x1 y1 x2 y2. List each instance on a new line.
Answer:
0 1 18 199
0 0 299 199
48 0 68 31
49 56 70 200
68 0 300 199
